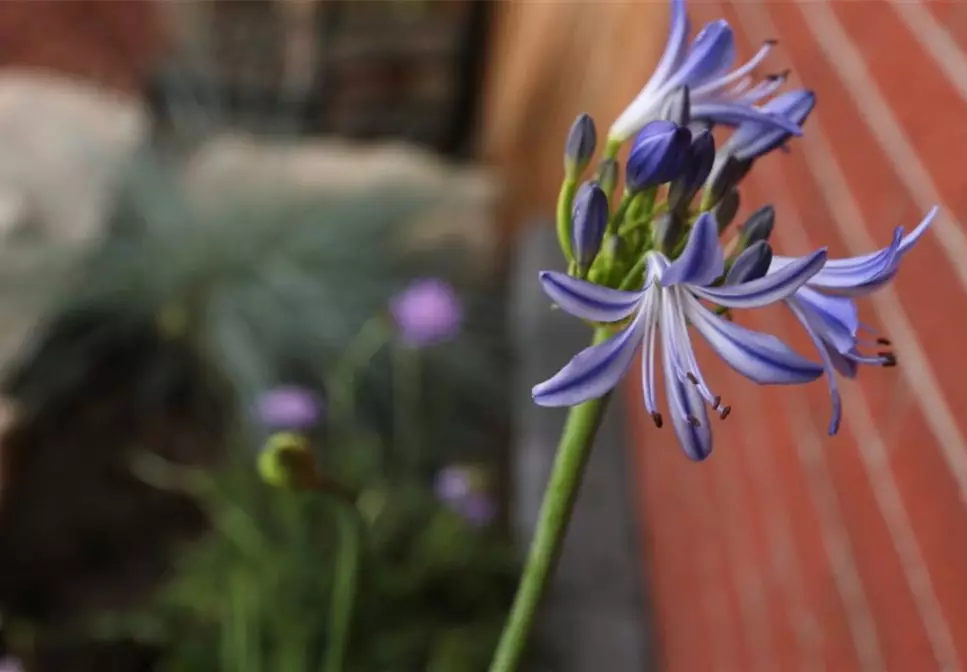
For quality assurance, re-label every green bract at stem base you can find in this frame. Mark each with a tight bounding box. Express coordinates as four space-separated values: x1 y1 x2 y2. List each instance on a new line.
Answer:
488 327 613 672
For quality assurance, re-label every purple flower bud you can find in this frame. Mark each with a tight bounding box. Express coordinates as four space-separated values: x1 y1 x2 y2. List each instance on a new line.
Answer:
739 204 775 245
725 241 773 285
571 182 608 268
668 130 715 212
713 188 741 233
564 113 597 175
257 386 323 430
0 658 21 672
625 120 691 193
390 278 463 348
435 465 473 502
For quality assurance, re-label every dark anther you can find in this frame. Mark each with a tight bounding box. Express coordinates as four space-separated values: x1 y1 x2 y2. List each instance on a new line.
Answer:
651 412 664 429
686 371 699 384
719 406 732 420
876 337 892 346
880 351 898 367
687 415 701 427
765 38 778 46
712 395 722 409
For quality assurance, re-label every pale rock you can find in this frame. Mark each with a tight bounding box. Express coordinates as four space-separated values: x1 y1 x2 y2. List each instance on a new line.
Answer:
0 71 148 243
182 133 502 273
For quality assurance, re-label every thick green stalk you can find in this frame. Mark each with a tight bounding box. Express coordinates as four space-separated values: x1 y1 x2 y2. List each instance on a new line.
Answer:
488 328 613 672
323 505 361 672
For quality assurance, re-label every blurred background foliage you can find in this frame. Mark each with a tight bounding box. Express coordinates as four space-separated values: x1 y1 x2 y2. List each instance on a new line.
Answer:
0 153 518 671
0 2 523 670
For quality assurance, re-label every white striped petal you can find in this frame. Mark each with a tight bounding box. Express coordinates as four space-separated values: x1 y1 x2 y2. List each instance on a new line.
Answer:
661 308 713 460
539 271 645 323
532 311 646 407
684 294 822 385
661 213 724 287
690 248 826 308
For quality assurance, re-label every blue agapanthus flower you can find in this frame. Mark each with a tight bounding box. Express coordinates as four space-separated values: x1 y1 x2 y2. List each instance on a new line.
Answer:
539 0 938 461
609 0 800 143
533 214 827 460
776 207 937 435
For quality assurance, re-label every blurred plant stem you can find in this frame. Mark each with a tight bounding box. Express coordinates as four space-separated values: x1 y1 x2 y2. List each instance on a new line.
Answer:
328 316 393 424
392 343 421 470
323 504 362 672
488 327 613 672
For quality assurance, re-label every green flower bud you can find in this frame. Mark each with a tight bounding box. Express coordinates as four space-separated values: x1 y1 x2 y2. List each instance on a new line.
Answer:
713 188 741 233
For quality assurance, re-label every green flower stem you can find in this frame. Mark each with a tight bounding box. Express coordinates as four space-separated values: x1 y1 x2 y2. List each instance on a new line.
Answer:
607 192 633 236
556 179 578 262
604 136 622 160
488 328 613 672
324 503 361 672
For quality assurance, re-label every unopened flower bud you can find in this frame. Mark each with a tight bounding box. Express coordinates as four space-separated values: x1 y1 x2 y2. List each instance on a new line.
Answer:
626 120 691 193
713 188 741 233
668 130 715 213
661 86 691 126
653 212 687 255
725 240 773 285
571 182 609 269
564 113 597 177
739 204 775 245
595 158 619 196
704 154 753 208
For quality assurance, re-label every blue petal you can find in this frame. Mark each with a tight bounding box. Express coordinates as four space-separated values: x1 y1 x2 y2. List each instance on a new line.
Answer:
692 41 775 99
830 347 860 379
786 300 843 435
646 0 690 97
772 207 937 295
771 228 902 294
661 213 724 286
640 288 662 416
691 101 804 136
792 288 858 354
661 306 713 460
674 20 736 89
727 90 816 161
532 312 645 407
539 271 644 323
691 248 827 308
607 0 689 141
684 294 823 385
762 89 817 119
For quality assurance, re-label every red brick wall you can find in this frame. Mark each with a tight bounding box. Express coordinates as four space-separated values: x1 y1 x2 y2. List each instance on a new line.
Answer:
629 2 967 670
0 0 167 93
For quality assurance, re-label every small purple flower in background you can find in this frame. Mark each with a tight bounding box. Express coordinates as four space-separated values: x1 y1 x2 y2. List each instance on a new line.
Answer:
434 465 497 527
0 658 22 672
257 386 324 430
390 278 463 348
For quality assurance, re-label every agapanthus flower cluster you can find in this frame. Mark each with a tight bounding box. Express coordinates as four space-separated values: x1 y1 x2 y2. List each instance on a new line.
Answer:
539 0 937 460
